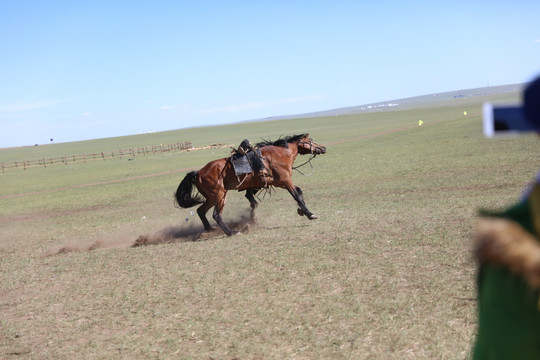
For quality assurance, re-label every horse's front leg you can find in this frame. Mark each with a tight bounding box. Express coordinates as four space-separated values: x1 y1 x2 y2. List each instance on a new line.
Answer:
212 191 237 236
287 185 318 220
245 188 259 222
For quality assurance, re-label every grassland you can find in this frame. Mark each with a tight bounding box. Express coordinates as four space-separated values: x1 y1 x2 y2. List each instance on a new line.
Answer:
1 91 538 359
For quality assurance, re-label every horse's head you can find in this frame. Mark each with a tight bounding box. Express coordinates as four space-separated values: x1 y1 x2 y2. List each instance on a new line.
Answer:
297 134 327 155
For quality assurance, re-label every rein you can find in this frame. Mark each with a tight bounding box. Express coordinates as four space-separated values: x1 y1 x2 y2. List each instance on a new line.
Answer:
293 154 316 176
293 140 318 176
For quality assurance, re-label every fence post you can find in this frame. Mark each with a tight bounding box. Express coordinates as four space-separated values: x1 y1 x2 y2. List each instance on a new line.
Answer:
3 140 192 171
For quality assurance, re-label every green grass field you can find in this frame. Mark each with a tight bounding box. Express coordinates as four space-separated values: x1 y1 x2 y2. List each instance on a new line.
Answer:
1 91 538 359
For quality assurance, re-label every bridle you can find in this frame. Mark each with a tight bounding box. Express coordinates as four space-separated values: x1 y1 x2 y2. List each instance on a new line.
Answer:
293 139 319 175
298 139 317 154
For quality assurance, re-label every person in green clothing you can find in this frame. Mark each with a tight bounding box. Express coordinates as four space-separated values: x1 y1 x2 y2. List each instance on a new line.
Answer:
472 76 540 359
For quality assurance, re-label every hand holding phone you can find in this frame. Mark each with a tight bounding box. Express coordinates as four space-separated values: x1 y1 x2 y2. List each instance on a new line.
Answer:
483 77 540 138
483 103 536 138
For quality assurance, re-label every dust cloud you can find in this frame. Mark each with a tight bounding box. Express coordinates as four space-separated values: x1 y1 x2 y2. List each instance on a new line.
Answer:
47 212 256 255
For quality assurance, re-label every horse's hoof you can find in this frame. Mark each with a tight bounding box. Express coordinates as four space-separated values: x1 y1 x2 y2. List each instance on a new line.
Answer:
308 214 318 220
297 208 305 216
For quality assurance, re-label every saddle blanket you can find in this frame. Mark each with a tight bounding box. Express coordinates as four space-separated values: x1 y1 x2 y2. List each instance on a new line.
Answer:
231 149 264 175
232 155 252 175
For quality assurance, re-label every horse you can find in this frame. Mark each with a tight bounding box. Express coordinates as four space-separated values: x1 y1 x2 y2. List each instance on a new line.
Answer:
174 133 327 236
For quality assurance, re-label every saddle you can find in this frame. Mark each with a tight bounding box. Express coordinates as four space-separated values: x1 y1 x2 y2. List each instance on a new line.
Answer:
231 148 266 176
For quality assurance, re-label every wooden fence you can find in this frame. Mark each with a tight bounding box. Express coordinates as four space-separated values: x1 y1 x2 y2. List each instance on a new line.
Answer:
1 141 194 173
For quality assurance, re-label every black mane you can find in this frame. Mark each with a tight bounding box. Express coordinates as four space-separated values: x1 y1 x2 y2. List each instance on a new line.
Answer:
255 134 307 149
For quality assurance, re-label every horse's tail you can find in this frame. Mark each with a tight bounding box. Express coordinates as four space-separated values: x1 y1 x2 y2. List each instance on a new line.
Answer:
174 171 205 208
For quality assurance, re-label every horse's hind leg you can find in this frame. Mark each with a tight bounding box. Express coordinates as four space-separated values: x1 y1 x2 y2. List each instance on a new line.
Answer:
245 188 259 222
197 201 216 231
288 185 318 220
212 191 236 236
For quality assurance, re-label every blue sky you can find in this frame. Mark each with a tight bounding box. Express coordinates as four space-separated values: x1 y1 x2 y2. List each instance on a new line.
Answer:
1 1 539 147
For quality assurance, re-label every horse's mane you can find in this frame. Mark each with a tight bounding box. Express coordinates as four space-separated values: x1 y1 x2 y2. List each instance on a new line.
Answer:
255 134 307 149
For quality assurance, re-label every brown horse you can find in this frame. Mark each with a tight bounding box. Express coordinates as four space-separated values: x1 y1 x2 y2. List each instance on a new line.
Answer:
174 133 327 236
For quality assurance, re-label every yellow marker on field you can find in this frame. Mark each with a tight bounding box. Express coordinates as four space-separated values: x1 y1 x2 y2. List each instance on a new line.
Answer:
464 111 468 116
418 120 423 126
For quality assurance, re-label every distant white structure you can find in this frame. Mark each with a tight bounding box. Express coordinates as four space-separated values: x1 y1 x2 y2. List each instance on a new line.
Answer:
361 103 399 111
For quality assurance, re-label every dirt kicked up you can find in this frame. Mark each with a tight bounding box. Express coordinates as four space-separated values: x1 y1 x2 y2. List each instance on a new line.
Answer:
47 213 256 256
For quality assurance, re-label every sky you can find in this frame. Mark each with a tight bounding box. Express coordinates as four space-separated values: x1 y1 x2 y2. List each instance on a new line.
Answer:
1 1 539 148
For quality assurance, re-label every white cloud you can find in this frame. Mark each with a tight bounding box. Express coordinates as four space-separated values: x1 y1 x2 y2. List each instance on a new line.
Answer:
200 101 266 114
278 95 324 104
161 105 174 110
534 39 540 43
0 98 71 114
82 112 92 117
199 95 323 115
